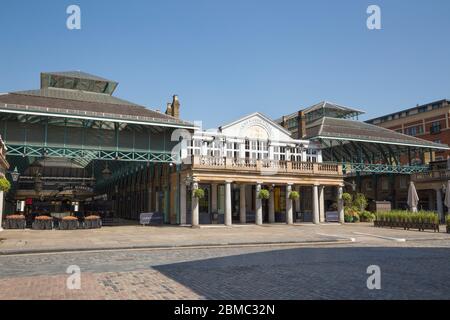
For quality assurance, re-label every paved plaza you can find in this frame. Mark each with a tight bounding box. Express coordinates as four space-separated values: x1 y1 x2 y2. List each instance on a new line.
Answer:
0 223 449 300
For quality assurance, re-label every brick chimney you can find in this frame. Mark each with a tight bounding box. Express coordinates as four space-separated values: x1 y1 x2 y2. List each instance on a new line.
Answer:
171 95 180 118
165 102 172 116
297 111 306 139
164 95 180 118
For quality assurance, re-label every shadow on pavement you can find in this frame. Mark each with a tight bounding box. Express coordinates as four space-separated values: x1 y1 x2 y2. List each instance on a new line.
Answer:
153 246 450 300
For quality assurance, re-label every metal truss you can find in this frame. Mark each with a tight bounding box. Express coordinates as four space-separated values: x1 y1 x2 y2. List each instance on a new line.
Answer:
6 144 178 164
341 162 429 174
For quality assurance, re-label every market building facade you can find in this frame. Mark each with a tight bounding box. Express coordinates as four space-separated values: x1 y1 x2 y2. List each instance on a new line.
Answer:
173 112 345 226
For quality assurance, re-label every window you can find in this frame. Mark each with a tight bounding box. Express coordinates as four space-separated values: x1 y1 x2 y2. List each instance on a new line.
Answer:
225 142 239 159
273 146 286 161
246 139 269 160
207 140 221 157
290 147 303 162
187 139 202 156
430 121 441 134
306 148 318 163
405 125 424 136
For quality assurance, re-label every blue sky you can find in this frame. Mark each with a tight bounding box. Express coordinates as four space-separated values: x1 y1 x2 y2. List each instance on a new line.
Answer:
0 0 449 128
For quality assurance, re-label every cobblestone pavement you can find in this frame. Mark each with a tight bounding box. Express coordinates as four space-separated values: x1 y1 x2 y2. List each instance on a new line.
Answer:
1 223 449 254
0 226 449 300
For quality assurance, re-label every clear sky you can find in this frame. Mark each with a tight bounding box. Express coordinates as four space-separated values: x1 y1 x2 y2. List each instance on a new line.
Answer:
1 0 449 128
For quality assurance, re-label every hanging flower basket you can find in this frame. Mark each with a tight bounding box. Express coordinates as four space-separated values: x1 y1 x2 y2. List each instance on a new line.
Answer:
5 215 26 229
193 188 205 199
258 189 270 200
59 216 79 230
0 177 11 192
84 215 102 229
289 191 300 200
32 216 53 230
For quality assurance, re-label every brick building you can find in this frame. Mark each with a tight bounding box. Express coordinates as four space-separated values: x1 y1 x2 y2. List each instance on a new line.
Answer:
366 99 450 163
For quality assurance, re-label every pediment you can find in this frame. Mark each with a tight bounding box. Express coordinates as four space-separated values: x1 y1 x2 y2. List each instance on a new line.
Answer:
220 112 293 141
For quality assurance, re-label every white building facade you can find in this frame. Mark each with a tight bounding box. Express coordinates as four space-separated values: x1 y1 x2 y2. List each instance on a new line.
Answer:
172 113 344 227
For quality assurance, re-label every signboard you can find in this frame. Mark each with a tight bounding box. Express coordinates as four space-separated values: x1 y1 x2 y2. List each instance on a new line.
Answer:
326 211 339 222
140 212 154 226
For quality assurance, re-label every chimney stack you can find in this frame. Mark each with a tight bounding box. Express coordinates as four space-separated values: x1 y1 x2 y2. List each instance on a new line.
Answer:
171 95 180 119
297 111 306 139
165 102 172 116
164 95 180 118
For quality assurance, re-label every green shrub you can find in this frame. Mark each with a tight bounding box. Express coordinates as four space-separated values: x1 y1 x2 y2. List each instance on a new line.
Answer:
354 193 368 211
342 193 353 207
193 188 205 199
360 210 376 222
0 177 11 192
258 189 270 200
375 210 439 224
344 214 353 223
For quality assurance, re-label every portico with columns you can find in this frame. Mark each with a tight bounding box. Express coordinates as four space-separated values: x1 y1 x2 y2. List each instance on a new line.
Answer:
173 112 344 227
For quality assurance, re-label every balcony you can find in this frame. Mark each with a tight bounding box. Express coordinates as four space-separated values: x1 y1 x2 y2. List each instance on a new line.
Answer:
190 156 342 176
411 169 450 183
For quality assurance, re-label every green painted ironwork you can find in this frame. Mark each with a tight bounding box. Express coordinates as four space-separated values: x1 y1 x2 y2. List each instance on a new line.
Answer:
6 144 178 164
341 162 429 174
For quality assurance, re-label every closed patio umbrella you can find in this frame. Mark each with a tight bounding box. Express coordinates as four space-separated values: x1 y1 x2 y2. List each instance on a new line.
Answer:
407 181 419 212
444 180 450 214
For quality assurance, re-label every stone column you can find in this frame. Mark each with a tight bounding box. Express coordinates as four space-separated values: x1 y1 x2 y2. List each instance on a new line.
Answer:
319 186 325 223
180 182 186 225
191 182 199 227
312 184 320 224
337 185 344 224
240 184 246 224
436 188 444 224
225 181 232 226
0 191 4 231
255 183 263 225
269 186 275 223
211 183 218 213
286 184 293 225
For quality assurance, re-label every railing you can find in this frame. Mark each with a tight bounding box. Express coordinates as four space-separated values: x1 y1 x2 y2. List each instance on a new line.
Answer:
192 156 342 176
411 169 450 182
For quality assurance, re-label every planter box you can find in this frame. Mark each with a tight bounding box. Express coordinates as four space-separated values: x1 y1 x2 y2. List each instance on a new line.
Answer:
84 219 102 229
59 220 79 230
374 220 439 232
32 220 53 230
5 219 26 229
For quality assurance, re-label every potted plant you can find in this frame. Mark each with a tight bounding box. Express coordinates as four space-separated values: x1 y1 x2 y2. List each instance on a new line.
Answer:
193 188 205 199
289 191 300 200
0 177 11 192
59 216 79 230
84 215 102 229
258 189 270 200
5 214 26 229
32 215 53 230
